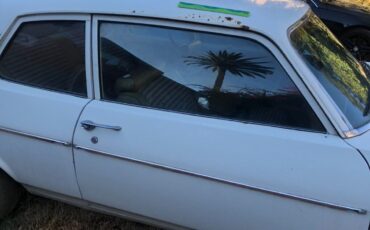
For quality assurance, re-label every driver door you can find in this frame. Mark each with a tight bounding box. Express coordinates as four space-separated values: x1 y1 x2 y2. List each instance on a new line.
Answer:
73 16 370 229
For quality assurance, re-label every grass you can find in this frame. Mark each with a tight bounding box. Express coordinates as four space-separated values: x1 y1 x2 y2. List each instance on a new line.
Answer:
0 194 161 230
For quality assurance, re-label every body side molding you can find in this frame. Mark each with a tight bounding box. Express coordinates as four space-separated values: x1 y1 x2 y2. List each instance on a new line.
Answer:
75 145 367 215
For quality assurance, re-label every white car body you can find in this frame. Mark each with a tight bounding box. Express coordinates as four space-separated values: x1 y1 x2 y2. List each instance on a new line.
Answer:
0 0 369 229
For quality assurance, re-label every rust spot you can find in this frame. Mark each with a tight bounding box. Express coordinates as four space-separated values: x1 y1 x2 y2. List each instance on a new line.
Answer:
240 25 250 31
236 21 242 25
225 16 233 21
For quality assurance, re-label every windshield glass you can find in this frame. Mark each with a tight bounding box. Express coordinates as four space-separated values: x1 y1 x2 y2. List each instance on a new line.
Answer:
291 13 370 129
319 0 370 11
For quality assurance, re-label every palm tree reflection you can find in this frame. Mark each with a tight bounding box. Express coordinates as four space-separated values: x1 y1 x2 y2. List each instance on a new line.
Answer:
185 50 273 92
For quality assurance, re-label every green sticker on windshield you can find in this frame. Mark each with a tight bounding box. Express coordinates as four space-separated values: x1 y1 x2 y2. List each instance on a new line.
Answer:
178 2 250 18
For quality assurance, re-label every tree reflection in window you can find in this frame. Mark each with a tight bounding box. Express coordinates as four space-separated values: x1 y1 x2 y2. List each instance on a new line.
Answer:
99 22 325 131
185 50 273 92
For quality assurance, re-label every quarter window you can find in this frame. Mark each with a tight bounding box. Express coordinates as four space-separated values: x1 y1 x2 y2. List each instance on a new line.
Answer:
0 21 87 96
99 22 324 131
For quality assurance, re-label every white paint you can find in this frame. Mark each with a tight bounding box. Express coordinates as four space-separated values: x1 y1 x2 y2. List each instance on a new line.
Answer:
346 131 370 165
0 80 89 197
0 1 369 229
74 100 370 229
0 0 308 43
0 14 92 197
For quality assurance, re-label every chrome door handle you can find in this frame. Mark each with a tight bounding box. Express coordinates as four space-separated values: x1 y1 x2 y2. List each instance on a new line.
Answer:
81 120 122 131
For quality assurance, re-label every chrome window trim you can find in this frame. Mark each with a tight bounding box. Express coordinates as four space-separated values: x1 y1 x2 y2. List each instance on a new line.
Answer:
345 123 370 138
91 14 336 135
310 0 319 8
75 145 367 215
98 98 328 134
92 15 101 100
0 125 72 147
0 14 94 99
84 15 94 99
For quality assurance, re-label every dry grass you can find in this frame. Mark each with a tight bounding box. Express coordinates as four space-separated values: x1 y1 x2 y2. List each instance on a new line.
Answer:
0 194 160 230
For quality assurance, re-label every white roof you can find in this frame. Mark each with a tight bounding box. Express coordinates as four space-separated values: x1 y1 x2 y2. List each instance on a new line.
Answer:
0 0 309 41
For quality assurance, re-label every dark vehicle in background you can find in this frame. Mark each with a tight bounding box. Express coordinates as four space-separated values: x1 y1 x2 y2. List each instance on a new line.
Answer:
306 0 370 62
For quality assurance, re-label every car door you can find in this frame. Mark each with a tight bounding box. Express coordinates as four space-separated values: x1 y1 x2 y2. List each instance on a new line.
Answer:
0 15 92 198
73 16 370 229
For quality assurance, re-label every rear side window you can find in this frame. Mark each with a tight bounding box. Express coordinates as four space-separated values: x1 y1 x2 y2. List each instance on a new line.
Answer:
99 22 325 132
0 21 87 97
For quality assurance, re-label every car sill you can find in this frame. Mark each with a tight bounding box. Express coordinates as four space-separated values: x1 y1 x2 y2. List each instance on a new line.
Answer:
24 185 188 230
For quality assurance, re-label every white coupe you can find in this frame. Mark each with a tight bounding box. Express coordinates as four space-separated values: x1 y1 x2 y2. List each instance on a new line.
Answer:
0 0 369 229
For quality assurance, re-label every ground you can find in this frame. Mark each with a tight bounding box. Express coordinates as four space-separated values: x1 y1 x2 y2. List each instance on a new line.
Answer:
0 194 160 230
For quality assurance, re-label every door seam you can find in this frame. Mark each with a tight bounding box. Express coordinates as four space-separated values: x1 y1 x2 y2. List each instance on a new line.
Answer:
71 99 94 199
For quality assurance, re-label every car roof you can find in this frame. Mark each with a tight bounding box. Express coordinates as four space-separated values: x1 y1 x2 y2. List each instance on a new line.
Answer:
0 0 309 41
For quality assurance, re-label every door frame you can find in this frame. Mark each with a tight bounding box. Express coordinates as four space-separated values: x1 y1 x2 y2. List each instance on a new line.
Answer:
0 13 93 179
0 14 94 197
0 13 94 99
91 14 336 135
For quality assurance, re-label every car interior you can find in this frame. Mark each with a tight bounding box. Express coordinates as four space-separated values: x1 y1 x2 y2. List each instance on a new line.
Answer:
100 37 325 132
0 22 87 96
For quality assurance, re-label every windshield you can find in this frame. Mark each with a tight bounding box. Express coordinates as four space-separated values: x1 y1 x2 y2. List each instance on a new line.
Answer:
291 13 370 129
319 0 370 11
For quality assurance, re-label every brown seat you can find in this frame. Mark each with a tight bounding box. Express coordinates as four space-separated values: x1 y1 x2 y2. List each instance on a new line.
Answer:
0 36 84 93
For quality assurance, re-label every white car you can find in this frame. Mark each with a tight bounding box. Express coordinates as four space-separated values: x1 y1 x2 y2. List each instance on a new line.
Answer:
0 0 369 229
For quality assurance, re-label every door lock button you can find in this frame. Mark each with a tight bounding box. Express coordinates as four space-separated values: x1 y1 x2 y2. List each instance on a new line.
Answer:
91 136 99 144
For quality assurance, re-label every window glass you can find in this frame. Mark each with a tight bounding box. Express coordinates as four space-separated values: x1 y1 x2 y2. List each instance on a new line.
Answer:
319 0 370 11
291 14 370 128
0 21 87 96
99 22 324 131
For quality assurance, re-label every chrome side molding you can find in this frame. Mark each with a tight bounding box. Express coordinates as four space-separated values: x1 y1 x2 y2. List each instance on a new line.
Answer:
1 124 366 215
0 125 72 146
75 145 368 215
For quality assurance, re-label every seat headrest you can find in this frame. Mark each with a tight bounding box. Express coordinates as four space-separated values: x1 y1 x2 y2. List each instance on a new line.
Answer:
115 67 162 93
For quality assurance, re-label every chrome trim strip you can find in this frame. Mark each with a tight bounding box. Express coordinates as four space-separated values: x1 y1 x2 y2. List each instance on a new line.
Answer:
344 129 360 139
0 126 72 146
76 146 367 215
345 123 370 138
310 0 319 8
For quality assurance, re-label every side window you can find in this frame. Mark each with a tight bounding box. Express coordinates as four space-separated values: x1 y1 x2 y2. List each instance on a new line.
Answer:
99 22 325 132
0 21 87 96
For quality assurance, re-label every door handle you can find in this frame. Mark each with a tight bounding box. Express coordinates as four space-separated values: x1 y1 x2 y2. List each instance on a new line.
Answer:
81 120 122 131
